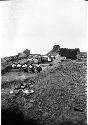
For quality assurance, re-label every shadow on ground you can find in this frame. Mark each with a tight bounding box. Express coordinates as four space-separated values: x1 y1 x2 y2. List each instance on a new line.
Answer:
2 108 87 125
1 108 42 125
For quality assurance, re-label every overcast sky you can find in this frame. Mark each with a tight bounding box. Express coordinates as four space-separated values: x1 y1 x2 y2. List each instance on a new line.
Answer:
1 0 88 57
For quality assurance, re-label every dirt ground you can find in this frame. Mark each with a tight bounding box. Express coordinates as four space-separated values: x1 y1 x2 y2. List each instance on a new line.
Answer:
1 60 87 125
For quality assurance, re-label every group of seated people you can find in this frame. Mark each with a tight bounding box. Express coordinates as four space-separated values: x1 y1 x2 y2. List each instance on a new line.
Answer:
1 62 42 74
12 62 42 73
28 63 42 73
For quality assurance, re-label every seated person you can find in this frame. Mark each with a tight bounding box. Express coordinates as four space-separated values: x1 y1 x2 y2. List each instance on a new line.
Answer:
36 63 42 73
17 63 21 69
28 64 35 73
12 64 16 69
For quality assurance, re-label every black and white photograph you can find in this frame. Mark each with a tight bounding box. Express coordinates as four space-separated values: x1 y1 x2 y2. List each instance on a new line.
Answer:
1 0 87 125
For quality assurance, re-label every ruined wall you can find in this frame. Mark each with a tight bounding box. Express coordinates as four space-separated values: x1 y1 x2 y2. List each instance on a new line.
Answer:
59 48 80 60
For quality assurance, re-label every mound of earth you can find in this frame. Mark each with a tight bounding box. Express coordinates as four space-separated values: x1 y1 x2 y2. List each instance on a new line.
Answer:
1 59 87 125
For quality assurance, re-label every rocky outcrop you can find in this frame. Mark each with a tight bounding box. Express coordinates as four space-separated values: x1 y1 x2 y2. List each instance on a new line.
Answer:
18 52 27 59
46 45 60 56
53 45 60 51
23 49 30 56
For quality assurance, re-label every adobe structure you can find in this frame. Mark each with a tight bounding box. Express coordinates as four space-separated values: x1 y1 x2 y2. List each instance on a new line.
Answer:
52 45 80 60
59 48 80 60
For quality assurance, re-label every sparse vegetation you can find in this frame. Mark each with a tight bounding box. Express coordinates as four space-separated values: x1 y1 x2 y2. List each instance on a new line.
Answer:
1 47 87 125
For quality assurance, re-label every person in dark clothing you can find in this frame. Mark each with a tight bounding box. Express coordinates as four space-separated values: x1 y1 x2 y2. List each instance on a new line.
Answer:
35 64 42 73
31 65 35 73
28 64 35 73
23 67 28 73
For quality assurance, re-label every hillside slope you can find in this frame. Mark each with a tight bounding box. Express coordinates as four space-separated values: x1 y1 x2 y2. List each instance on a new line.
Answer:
1 58 87 125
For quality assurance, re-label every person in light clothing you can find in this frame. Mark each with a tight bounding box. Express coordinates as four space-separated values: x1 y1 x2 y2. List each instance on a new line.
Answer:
22 64 28 72
12 64 16 69
22 64 27 68
17 63 21 69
